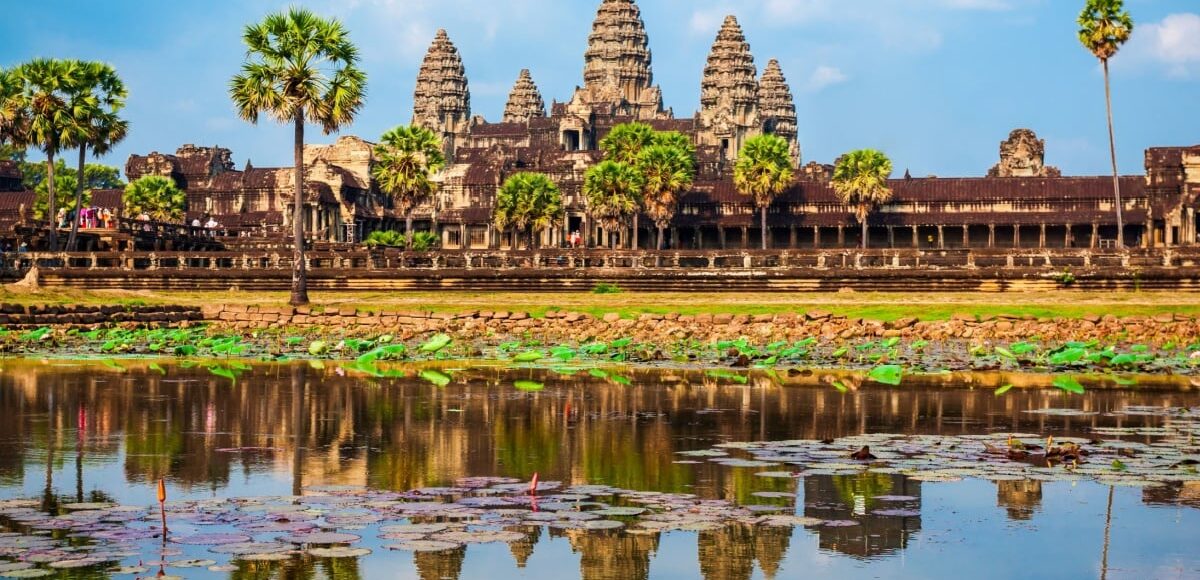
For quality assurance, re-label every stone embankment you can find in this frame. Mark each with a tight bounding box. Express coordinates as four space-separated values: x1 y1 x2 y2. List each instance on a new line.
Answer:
0 304 203 327
201 304 1200 347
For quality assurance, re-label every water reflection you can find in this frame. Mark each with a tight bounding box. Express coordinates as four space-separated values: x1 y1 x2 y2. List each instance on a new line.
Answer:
0 360 1197 579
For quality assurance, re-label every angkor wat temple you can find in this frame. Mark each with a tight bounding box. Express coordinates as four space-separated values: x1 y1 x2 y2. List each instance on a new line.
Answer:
100 0 1200 251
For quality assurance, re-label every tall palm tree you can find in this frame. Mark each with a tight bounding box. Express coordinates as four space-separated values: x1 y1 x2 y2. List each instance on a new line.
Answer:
734 134 794 250
0 68 26 151
371 125 445 247
583 161 642 249
638 144 695 250
230 8 367 306
600 123 655 249
1079 0 1133 249
65 62 127 251
832 149 894 250
9 59 89 251
494 172 563 250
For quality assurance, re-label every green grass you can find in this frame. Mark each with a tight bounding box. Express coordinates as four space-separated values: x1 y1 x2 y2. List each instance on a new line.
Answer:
3 288 1199 322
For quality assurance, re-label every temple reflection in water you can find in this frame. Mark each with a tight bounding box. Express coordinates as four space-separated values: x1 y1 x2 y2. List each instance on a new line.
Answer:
0 360 1197 579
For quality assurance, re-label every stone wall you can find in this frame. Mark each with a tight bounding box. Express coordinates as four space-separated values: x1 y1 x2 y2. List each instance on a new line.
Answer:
0 304 202 327
200 304 1200 347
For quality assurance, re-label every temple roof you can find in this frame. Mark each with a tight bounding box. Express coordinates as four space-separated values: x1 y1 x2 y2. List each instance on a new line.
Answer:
699 15 758 129
759 59 798 158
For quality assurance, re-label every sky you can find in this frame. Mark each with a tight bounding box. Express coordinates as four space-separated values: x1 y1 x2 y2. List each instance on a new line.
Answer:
2 0 1198 178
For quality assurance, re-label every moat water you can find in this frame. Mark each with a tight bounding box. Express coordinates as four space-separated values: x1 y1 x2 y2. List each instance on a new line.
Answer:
0 360 1198 579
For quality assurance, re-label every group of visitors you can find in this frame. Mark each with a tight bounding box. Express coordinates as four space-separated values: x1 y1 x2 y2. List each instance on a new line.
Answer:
56 207 116 230
190 215 223 237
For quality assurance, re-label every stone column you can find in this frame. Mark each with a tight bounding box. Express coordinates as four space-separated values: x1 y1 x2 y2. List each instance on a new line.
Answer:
936 225 944 249
837 226 845 247
1039 224 1046 248
912 227 919 248
1065 223 1073 248
887 226 895 248
813 226 820 249
789 226 797 249
1014 225 1020 248
1091 223 1099 248
962 225 969 248
695 227 703 249
740 227 749 249
719 227 727 250
988 224 995 248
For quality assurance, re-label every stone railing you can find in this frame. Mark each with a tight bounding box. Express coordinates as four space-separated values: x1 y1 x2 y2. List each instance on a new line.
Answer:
6 247 1199 274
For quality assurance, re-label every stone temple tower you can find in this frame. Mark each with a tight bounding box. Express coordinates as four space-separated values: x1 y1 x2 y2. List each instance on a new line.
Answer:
758 59 800 166
697 16 760 163
570 0 666 120
502 69 546 124
413 29 472 160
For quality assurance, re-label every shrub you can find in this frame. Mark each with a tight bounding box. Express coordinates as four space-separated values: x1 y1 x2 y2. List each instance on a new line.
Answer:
592 282 622 294
364 230 440 251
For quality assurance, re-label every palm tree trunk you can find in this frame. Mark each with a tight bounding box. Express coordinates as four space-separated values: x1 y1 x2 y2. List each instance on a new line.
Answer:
862 213 869 250
405 214 413 250
528 227 536 250
290 109 309 306
656 225 664 251
1103 59 1124 249
761 206 768 250
46 152 58 251
68 145 87 251
632 214 639 250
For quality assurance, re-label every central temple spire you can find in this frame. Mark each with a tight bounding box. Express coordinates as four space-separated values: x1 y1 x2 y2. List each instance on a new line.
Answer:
697 15 760 162
413 29 472 159
574 0 665 120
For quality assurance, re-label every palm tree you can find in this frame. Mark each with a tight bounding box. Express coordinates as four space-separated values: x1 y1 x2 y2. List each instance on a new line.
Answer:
1079 0 1133 249
638 144 695 250
583 161 642 249
832 149 894 250
0 68 26 152
65 62 127 251
371 125 445 247
494 172 564 250
734 135 794 250
230 8 367 306
8 59 89 251
599 122 654 165
124 176 186 222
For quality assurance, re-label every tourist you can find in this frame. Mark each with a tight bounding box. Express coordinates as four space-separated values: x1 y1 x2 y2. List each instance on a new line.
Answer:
191 217 202 228
205 217 220 237
17 242 27 253
56 208 68 229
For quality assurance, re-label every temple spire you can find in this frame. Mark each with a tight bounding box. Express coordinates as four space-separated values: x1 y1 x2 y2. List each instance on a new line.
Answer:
412 29 471 159
502 69 546 124
697 15 760 162
576 0 664 119
759 59 800 165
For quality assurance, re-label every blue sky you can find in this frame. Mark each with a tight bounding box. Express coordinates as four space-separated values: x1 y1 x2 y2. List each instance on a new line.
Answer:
3 0 1198 177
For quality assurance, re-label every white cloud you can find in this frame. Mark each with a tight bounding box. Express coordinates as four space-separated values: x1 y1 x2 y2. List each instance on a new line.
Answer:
806 65 848 91
1121 13 1200 78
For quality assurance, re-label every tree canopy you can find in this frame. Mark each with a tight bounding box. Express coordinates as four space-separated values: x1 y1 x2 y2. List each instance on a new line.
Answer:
372 124 445 242
583 160 643 247
124 175 186 222
494 172 564 249
1079 0 1133 61
734 134 794 249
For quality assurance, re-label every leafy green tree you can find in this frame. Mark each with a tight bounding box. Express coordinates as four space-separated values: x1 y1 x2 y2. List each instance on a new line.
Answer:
64 62 127 250
371 125 445 247
230 7 367 306
0 69 26 161
832 149 894 250
6 59 92 250
583 160 642 249
734 134 794 250
494 172 564 250
637 144 695 250
124 175 186 222
21 159 121 191
1079 0 1133 248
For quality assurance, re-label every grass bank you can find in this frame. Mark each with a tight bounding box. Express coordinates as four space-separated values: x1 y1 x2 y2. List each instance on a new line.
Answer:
4 287 1200 322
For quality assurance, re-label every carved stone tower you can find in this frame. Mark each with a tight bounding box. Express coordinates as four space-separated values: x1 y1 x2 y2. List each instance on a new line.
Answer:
413 29 472 160
988 129 1060 177
697 16 760 163
758 59 800 167
502 69 546 124
570 0 665 120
